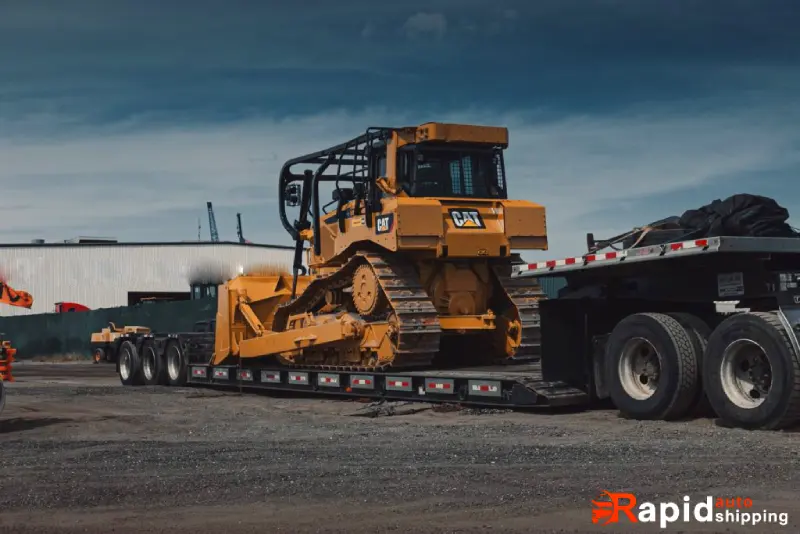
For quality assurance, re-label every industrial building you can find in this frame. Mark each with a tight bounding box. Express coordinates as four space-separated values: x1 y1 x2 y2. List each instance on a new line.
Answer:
0 238 295 317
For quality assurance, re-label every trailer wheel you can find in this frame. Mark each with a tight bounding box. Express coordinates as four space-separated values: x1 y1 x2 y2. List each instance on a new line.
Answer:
165 341 187 387
703 312 800 430
605 312 699 420
666 312 714 415
141 343 166 386
118 340 144 386
93 347 105 365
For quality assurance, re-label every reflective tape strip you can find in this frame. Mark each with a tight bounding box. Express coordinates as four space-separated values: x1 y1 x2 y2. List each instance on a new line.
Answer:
518 238 715 275
468 380 502 398
317 373 340 387
426 379 455 393
261 371 281 383
288 372 309 385
212 368 228 379
386 377 413 391
350 375 375 390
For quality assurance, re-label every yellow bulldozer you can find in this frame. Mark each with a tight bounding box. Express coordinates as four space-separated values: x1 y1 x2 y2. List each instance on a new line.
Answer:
207 122 548 371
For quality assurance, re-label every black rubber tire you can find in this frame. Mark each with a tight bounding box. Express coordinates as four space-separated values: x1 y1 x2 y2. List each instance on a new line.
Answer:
141 343 166 386
93 347 105 365
165 340 187 387
703 312 800 430
666 312 714 415
0 380 6 416
605 312 700 420
117 340 144 386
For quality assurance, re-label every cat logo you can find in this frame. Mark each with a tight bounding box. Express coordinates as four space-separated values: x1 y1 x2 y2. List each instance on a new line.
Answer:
449 209 485 229
376 214 394 235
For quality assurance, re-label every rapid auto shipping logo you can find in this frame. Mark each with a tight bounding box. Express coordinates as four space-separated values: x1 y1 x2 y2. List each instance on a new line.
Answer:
449 209 485 229
591 491 789 529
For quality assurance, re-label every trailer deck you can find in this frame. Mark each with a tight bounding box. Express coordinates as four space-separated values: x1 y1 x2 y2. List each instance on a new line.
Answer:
513 236 800 278
185 361 589 408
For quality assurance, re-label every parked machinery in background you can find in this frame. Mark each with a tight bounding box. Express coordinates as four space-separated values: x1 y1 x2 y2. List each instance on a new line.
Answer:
89 323 152 364
0 336 16 416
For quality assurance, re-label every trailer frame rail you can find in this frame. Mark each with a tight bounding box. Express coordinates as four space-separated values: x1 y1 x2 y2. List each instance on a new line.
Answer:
185 362 589 408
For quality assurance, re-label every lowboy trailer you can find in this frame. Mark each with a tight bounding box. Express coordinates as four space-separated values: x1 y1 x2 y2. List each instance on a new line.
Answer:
115 234 800 431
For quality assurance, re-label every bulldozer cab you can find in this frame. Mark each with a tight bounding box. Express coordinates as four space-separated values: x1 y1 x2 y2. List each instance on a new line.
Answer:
390 145 507 200
278 122 546 288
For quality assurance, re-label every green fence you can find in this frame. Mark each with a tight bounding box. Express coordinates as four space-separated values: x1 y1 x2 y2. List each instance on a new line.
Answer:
0 298 217 360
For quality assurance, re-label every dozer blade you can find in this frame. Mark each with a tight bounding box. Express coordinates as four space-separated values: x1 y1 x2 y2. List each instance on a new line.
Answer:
271 252 441 371
238 312 388 360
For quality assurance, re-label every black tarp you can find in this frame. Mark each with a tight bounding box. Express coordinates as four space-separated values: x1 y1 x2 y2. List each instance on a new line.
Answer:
618 194 799 250
678 194 798 239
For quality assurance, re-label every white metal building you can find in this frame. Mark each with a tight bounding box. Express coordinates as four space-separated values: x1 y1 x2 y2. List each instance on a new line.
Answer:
0 239 296 317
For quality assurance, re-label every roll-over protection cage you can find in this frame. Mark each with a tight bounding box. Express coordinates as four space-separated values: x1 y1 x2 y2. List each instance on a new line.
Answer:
278 127 396 295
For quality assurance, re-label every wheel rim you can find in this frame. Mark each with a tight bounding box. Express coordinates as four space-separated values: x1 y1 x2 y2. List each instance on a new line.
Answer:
167 347 180 381
119 350 132 381
720 338 771 409
618 337 661 400
143 349 156 381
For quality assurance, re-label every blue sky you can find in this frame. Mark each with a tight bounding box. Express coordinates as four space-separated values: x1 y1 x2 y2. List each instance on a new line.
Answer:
1 0 799 261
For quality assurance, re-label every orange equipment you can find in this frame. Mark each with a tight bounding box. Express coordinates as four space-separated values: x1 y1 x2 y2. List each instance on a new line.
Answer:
0 280 33 309
0 337 15 415
208 122 548 371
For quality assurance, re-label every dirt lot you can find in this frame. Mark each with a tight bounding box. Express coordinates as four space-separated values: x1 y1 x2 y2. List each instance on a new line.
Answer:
0 363 798 533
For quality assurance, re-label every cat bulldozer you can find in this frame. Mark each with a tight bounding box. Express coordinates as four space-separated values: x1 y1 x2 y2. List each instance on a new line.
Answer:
208 122 548 371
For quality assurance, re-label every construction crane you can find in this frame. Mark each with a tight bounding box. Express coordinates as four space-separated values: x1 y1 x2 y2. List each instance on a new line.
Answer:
236 213 245 243
206 202 219 242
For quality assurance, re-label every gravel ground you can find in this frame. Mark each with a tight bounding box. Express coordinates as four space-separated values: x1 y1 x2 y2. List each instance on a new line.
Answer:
0 363 798 533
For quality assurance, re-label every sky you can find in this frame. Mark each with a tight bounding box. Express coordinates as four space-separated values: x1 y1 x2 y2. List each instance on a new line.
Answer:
1 0 799 262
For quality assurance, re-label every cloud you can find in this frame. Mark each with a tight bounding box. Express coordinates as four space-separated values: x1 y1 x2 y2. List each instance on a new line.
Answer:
503 9 518 20
3 99 799 261
361 22 376 38
402 12 448 40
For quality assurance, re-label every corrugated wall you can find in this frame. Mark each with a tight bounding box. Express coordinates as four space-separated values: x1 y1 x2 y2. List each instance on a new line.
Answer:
0 242 295 316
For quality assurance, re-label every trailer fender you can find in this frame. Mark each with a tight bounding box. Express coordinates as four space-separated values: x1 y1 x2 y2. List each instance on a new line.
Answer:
776 307 800 368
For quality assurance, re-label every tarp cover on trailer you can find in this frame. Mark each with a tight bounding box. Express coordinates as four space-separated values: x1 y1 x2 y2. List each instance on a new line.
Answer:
621 194 800 249
679 194 799 238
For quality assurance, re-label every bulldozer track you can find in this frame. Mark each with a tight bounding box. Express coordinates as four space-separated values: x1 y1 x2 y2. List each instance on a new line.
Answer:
270 254 544 373
272 251 441 372
492 268 544 365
